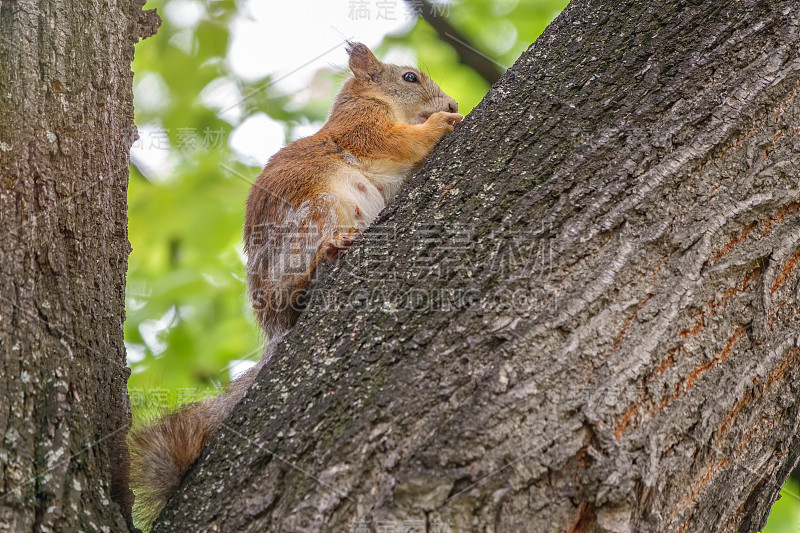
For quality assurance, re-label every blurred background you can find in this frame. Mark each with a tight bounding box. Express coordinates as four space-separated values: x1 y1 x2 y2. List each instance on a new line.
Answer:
127 1 798 529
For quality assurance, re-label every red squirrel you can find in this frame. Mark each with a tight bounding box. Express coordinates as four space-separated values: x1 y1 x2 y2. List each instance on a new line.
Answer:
128 42 462 528
245 42 462 335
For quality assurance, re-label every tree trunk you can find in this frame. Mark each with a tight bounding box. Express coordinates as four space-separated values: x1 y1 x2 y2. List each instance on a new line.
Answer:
158 1 800 531
0 1 158 531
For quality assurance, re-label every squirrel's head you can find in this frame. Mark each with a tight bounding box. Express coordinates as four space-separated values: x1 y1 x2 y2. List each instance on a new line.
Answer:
344 42 458 125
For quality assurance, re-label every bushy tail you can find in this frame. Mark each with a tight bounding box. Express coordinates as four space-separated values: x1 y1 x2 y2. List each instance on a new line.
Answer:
128 346 273 530
129 403 213 528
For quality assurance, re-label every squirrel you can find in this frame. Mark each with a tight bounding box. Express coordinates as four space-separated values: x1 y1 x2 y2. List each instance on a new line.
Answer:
244 42 462 335
127 42 462 529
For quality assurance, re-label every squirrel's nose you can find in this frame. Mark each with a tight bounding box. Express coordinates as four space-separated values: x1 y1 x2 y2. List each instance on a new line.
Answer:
448 99 458 113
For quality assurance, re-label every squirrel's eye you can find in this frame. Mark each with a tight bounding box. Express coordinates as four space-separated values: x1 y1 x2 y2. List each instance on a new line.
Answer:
402 72 418 83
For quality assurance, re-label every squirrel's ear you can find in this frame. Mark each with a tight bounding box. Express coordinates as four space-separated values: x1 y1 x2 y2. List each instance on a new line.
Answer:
346 42 382 79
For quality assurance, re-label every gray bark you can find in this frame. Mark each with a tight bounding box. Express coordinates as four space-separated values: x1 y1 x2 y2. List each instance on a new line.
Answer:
0 1 158 531
158 0 800 531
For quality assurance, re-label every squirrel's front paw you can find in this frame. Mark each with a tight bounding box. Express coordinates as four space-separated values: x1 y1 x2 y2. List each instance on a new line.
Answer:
429 111 464 133
321 226 363 263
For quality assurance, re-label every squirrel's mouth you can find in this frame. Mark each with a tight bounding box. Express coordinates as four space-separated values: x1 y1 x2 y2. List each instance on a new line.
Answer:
416 102 456 125
417 109 444 124
415 111 433 125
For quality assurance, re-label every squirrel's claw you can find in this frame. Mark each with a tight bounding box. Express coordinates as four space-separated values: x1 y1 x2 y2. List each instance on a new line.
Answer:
322 226 363 263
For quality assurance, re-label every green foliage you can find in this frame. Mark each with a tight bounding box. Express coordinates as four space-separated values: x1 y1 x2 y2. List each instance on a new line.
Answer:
128 0 259 411
762 479 800 533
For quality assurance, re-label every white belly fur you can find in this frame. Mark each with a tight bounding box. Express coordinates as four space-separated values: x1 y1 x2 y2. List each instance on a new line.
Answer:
330 156 411 229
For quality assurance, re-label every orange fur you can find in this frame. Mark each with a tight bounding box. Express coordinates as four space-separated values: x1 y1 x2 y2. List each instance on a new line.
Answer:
129 405 212 528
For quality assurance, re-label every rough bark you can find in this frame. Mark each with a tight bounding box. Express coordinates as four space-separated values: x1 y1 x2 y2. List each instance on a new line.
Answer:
0 1 158 531
158 1 800 532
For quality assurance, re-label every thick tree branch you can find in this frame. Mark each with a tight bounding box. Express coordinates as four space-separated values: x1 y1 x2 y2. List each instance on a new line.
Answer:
157 1 800 531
